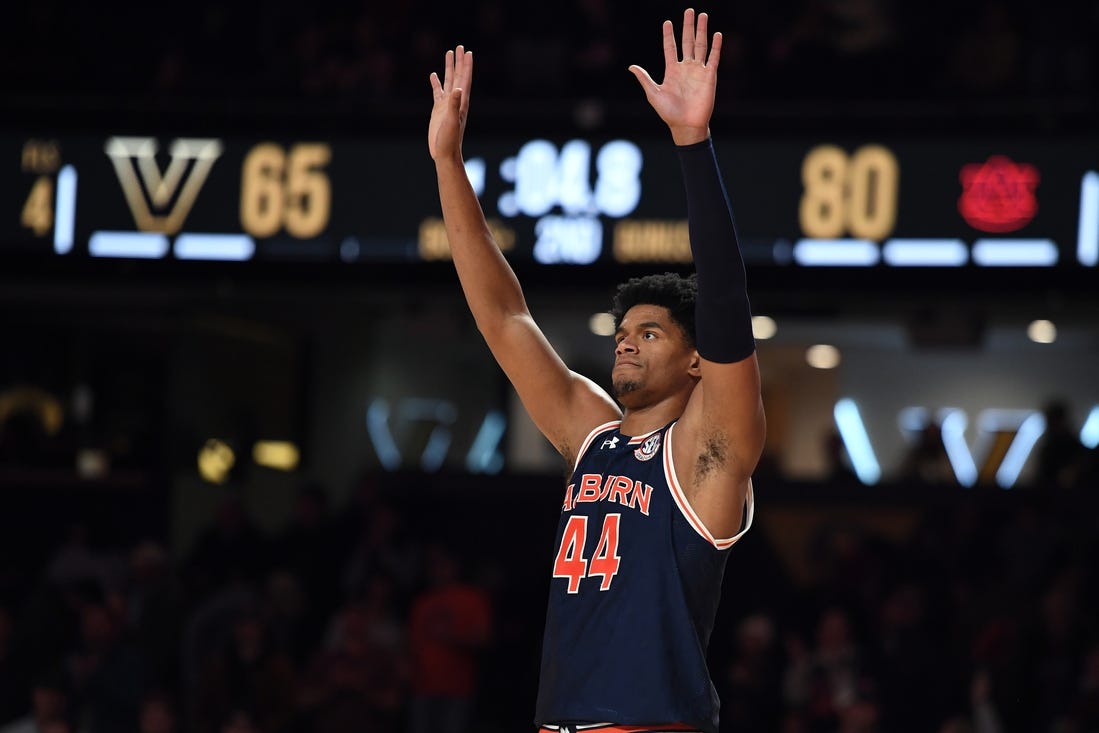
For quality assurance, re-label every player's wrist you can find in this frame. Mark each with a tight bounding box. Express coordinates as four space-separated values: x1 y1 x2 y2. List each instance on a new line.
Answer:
670 126 710 147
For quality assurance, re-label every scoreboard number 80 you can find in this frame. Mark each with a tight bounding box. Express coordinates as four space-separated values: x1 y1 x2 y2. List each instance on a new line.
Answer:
799 144 899 241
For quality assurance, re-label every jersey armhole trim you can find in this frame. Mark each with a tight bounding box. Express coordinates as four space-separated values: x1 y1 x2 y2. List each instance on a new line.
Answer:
664 422 755 550
572 420 622 474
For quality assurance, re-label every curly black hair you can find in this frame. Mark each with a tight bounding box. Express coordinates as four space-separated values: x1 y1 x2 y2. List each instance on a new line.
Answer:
609 272 697 346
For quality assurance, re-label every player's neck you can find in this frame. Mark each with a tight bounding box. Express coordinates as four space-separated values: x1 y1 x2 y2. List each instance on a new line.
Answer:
619 398 687 437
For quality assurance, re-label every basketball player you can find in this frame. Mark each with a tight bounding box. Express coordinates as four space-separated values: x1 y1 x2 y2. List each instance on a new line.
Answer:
427 8 764 733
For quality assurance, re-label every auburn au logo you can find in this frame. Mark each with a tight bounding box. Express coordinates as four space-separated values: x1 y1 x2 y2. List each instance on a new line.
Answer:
957 155 1039 233
104 137 223 234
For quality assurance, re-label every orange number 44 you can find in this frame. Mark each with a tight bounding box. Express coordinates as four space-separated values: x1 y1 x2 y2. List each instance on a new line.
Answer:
552 514 622 593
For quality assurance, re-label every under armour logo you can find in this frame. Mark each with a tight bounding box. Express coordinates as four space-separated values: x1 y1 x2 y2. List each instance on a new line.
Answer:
601 436 620 449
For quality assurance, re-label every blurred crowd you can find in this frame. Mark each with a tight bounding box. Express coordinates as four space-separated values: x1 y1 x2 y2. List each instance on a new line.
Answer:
0 460 1098 733
3 0 1097 126
0 477 509 733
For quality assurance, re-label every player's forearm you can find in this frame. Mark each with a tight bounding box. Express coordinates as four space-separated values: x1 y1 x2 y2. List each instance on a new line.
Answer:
436 157 530 328
677 138 755 363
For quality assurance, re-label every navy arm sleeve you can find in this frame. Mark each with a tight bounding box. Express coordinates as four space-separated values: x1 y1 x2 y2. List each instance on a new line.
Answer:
677 137 756 363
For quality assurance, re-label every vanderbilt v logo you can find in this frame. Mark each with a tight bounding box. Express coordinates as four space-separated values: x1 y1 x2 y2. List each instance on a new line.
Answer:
104 137 223 234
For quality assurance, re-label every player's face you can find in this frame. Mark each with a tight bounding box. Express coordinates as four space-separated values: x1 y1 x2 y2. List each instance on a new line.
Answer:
612 304 698 405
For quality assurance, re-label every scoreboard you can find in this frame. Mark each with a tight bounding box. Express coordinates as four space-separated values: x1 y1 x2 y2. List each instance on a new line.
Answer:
4 132 1098 292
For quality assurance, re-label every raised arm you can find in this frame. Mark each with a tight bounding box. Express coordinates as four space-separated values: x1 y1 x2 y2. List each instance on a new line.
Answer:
428 47 619 462
630 10 765 538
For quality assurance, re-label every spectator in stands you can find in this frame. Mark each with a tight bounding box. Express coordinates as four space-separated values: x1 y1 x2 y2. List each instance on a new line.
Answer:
137 690 178 733
340 500 420 602
0 605 26 726
0 665 77 733
192 603 296 733
783 605 869 730
297 571 409 733
124 541 185 692
869 582 950 732
183 492 269 601
66 598 146 733
897 422 957 486
717 612 785 733
822 429 860 485
407 543 492 733
267 482 342 660
1032 399 1089 489
936 670 1005 733
1074 643 1099 730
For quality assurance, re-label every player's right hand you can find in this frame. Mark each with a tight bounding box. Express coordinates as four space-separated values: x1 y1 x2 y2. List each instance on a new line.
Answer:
428 46 473 162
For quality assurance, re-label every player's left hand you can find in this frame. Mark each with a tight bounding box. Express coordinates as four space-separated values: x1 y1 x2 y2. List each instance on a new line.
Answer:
629 8 720 145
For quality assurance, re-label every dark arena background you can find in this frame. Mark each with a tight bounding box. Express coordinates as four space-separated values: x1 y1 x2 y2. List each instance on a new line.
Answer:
1 2 1098 732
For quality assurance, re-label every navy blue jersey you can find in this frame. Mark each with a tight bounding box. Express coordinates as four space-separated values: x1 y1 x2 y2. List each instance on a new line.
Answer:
534 420 755 733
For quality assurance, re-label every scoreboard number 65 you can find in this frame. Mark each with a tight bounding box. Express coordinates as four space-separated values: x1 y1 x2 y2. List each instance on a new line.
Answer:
240 143 332 239
799 144 899 241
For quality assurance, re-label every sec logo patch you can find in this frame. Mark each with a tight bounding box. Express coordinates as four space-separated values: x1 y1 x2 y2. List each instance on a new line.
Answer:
634 433 661 461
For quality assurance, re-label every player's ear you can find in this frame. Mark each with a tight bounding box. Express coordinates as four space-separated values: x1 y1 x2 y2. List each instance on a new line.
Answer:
688 350 702 377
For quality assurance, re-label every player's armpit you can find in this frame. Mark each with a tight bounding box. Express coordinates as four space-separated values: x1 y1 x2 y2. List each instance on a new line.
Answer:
673 354 764 536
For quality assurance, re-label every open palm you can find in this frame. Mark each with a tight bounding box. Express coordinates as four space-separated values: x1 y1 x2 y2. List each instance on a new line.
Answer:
629 9 721 141
427 46 472 162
